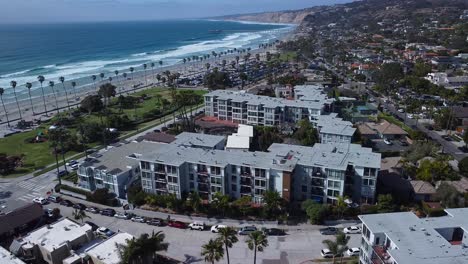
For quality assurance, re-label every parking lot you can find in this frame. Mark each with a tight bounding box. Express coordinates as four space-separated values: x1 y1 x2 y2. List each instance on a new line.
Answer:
45 202 361 264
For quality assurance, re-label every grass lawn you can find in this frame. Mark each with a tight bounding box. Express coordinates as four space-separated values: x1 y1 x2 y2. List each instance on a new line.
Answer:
0 87 206 178
278 51 298 62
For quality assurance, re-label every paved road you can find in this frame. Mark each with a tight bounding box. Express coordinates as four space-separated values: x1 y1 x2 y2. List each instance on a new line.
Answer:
45 202 361 264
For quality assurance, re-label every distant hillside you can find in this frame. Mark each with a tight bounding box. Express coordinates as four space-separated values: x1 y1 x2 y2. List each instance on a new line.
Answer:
215 9 315 24
215 0 468 25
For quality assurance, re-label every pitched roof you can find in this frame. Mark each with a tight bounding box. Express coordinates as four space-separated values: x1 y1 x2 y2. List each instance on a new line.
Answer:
0 203 43 235
410 180 436 194
359 120 407 136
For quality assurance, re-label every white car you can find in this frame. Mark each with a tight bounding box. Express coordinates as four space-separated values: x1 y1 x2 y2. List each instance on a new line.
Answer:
66 160 78 167
33 197 47 205
131 216 146 223
407 113 414 119
97 227 115 237
321 248 334 258
347 247 360 256
210 224 227 233
188 222 205 231
70 163 79 170
383 138 392 145
398 108 405 113
343 226 361 234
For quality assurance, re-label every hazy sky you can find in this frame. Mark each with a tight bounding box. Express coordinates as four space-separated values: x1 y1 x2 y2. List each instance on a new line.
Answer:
0 0 352 24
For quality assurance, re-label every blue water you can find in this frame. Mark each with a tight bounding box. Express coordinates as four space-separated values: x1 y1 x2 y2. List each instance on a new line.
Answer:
0 20 292 98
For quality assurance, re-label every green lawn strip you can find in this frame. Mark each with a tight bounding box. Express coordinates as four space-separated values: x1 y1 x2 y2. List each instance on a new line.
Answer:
1 87 206 178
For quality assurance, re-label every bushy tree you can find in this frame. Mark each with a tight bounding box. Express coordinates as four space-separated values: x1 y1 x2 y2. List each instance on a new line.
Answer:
301 199 329 224
435 183 465 208
376 194 395 213
294 119 318 146
80 95 103 114
416 158 457 182
252 126 283 151
204 69 232 90
458 157 468 176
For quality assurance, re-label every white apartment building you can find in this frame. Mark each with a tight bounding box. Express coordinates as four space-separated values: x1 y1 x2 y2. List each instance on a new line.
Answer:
359 208 468 264
137 141 380 204
312 113 356 144
78 133 225 199
204 85 334 126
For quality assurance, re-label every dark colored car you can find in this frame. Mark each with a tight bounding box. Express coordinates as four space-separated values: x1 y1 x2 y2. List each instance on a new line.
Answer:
263 228 286 236
57 170 69 177
400 140 408 146
85 221 99 231
73 203 86 210
100 208 116 216
168 221 186 229
153 129 161 133
319 227 338 235
60 199 74 207
459 146 468 153
147 218 164 226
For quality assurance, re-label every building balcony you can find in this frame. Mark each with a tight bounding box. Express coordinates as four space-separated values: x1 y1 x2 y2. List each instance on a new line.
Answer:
198 186 209 193
197 176 210 183
198 170 209 176
311 171 326 178
240 186 252 195
240 172 252 178
371 246 394 264
311 178 325 186
240 179 252 186
155 183 167 190
311 187 324 196
155 169 166 174
155 177 167 183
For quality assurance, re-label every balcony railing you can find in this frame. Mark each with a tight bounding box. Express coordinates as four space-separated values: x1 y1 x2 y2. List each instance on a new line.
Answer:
240 187 252 194
311 171 326 178
240 179 252 186
197 177 210 183
198 170 209 176
371 246 394 264
155 177 167 183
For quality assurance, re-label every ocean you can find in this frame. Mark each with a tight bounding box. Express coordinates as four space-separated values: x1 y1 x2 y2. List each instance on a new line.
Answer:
0 20 293 101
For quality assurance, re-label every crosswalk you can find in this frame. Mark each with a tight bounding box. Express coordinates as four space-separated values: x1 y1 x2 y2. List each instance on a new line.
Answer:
18 191 44 202
16 179 54 202
17 180 47 191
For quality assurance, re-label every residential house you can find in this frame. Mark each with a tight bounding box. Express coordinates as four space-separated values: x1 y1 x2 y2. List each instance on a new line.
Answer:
410 180 436 202
358 120 408 140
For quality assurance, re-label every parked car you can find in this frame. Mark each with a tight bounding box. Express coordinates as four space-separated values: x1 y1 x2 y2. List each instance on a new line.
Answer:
147 218 164 226
188 222 205 231
343 226 361 234
347 247 360 256
65 160 78 166
100 208 116 216
114 212 131 220
321 249 335 258
407 113 414 119
383 138 392 145
70 163 79 170
33 197 47 205
60 199 73 207
85 221 99 231
210 224 227 233
459 146 468 153
263 228 285 236
238 226 257 235
153 129 161 133
97 227 115 237
48 195 61 203
168 221 186 229
442 135 452 141
72 203 86 210
319 227 338 235
397 108 405 113
57 170 69 177
85 207 100 214
131 216 146 223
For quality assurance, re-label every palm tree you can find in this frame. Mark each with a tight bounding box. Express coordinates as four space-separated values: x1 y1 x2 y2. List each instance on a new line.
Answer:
25 82 35 115
10 81 22 120
49 81 59 114
72 209 90 223
0 88 10 126
99 73 105 83
322 232 350 264
217 227 238 264
117 231 169 264
143 63 148 86
150 62 155 82
201 239 224 264
70 81 77 98
91 75 97 90
59 77 71 110
37 75 48 115
246 231 268 264
129 67 135 80
158 60 163 68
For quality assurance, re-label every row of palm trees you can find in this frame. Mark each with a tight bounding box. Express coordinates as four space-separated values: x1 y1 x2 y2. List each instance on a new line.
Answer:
202 227 268 264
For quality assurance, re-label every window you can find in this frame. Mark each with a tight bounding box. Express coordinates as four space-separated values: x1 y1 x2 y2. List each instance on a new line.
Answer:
231 165 237 173
168 176 178 184
327 180 341 189
168 185 178 192
255 179 266 188
211 186 222 193
302 185 307 192
364 168 377 177
363 179 375 186
255 188 265 195
231 184 237 192
211 166 221 175
327 189 340 197
167 166 177 175
189 182 194 189
141 161 151 170
189 174 194 181
211 177 222 185
142 171 152 179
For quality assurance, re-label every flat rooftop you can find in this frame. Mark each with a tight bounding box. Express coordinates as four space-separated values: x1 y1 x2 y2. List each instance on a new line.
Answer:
80 141 160 174
359 209 468 264
22 218 92 252
0 246 25 264
86 232 134 264
173 132 225 149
